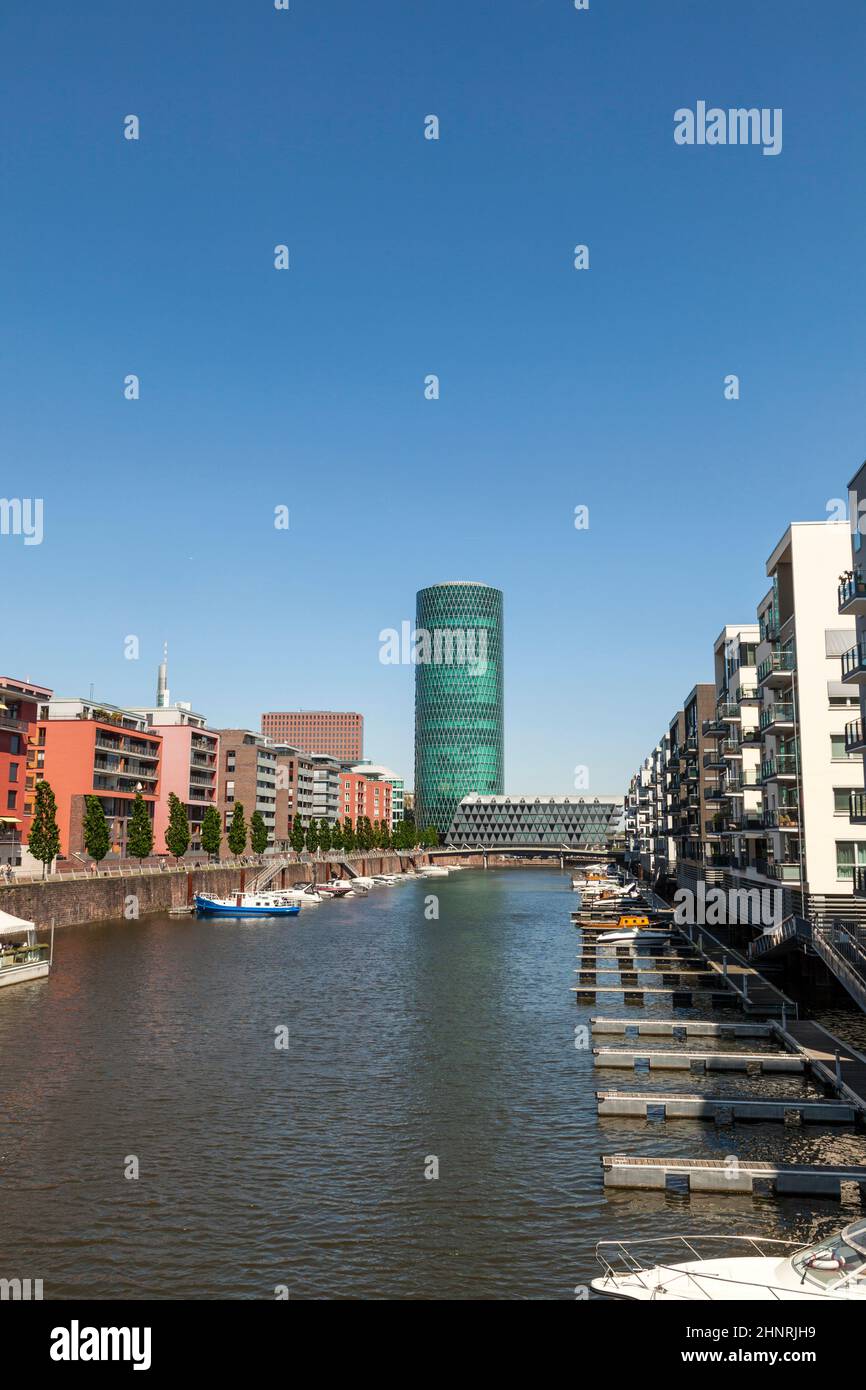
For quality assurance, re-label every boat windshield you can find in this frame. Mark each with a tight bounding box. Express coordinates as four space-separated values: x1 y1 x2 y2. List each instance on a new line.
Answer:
792 1230 866 1288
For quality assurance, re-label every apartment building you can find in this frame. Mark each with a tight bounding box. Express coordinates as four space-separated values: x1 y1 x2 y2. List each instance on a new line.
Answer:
214 730 288 851
339 771 393 829
626 520 865 929
131 704 219 855
0 675 53 866
348 762 403 828
310 753 341 824
33 698 162 860
272 743 314 833
837 467 866 898
702 626 762 879
675 684 717 893
260 711 363 763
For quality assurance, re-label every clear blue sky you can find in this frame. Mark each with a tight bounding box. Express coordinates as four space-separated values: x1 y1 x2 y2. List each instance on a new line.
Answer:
2 0 864 795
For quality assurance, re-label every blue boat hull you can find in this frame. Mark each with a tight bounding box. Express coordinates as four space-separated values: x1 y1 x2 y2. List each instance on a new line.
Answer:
193 896 300 917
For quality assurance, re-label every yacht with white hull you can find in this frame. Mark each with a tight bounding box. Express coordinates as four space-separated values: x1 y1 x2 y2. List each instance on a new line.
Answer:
592 1221 866 1300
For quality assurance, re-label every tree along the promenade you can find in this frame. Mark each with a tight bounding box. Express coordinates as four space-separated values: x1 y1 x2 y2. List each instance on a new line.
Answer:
304 819 319 854
318 818 332 853
249 810 269 857
200 804 222 860
330 819 344 852
82 795 111 864
165 793 191 861
227 802 248 857
127 791 154 862
290 813 305 854
380 820 391 850
342 818 356 852
27 780 61 878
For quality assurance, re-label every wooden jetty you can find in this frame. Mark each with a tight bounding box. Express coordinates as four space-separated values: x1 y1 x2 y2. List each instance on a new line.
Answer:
601 1153 866 1198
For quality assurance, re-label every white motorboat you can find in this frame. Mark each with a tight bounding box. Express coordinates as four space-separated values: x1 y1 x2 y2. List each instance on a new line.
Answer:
592 1221 866 1300
348 876 375 889
373 874 397 885
594 928 671 945
419 866 449 877
279 884 323 904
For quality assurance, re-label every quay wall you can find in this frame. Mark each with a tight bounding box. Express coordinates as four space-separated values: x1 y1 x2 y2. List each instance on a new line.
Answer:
0 854 424 929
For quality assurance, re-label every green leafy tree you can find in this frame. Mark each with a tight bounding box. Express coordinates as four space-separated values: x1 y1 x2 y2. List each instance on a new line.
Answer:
127 791 154 862
290 812 305 854
165 793 191 861
83 795 111 863
318 818 332 853
227 802 247 857
423 825 439 847
342 818 356 853
249 810 269 856
27 780 61 878
380 820 391 850
331 819 344 852
200 804 222 860
304 818 319 854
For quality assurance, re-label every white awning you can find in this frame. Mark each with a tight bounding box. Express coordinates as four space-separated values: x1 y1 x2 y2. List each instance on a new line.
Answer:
0 908 36 937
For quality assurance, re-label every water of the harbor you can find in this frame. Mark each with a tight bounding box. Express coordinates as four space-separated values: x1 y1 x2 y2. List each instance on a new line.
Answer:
1 867 865 1300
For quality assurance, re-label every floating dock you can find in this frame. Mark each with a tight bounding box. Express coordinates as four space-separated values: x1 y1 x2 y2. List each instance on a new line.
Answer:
592 1047 803 1073
601 1153 866 1198
596 1091 855 1125
590 1017 774 1039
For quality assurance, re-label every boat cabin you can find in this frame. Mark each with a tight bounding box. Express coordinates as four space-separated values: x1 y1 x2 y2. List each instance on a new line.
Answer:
0 909 51 988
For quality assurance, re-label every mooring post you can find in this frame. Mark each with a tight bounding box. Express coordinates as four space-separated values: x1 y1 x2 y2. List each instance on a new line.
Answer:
836 1050 843 1087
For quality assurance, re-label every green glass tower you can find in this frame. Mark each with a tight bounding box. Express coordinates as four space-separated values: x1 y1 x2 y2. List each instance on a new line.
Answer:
414 582 504 837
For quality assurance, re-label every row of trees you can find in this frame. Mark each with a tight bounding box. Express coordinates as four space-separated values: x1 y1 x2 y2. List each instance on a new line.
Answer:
25 780 439 877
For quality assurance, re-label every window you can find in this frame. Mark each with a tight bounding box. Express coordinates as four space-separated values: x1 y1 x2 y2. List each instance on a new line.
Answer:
831 735 856 761
9 735 20 754
6 791 16 810
836 842 866 879
8 763 18 783
834 789 852 815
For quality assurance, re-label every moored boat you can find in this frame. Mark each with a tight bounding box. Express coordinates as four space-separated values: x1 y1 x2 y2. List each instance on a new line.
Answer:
592 1220 866 1300
0 909 51 987
194 892 301 917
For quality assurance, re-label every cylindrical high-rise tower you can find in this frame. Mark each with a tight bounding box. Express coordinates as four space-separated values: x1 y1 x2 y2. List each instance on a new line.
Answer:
414 582 504 838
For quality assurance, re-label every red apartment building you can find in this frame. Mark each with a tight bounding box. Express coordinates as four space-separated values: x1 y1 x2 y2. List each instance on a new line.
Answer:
0 675 53 866
261 711 363 763
339 771 392 829
32 698 162 861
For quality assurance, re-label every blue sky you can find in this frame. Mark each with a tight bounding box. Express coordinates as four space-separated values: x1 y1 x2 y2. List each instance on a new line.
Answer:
2 0 865 795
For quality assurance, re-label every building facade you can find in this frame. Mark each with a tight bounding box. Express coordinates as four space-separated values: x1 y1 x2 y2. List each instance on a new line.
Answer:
260 711 363 763
34 698 162 860
414 582 504 837
0 675 53 866
214 730 287 852
310 753 341 824
339 771 393 828
132 704 219 856
273 744 314 833
349 762 404 828
446 795 621 848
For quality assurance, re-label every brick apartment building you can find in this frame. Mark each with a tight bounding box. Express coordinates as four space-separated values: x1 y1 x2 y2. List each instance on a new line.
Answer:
0 675 53 866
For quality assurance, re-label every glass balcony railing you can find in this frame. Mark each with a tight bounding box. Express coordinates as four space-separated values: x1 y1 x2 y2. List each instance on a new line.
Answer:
850 792 866 824
842 640 866 680
838 572 866 612
757 650 796 684
760 754 799 780
759 703 795 730
846 719 866 753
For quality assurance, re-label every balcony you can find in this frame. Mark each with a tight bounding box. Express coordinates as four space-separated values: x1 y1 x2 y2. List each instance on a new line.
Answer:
769 862 802 882
704 786 727 804
702 717 727 737
838 571 866 616
757 650 796 686
0 714 28 734
846 718 866 754
760 754 799 783
842 640 866 684
855 867 866 898
703 749 726 770
716 702 741 722
763 807 800 831
850 791 866 824
737 686 760 703
759 703 795 734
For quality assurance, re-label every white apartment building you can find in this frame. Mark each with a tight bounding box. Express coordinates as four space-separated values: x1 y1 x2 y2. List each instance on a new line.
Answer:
725 521 862 923
703 625 762 878
310 753 341 823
